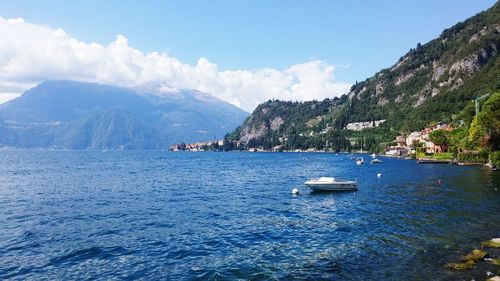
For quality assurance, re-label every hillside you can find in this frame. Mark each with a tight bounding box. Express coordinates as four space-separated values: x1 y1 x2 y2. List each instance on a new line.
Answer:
0 80 248 149
227 2 500 151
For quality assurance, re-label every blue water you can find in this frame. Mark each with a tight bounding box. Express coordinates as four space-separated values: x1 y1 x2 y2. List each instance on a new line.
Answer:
0 151 499 280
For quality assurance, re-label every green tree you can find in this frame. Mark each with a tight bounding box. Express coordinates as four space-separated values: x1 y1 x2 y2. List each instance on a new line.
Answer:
468 93 500 150
429 129 450 152
490 151 500 168
449 127 468 153
477 92 500 150
468 116 484 148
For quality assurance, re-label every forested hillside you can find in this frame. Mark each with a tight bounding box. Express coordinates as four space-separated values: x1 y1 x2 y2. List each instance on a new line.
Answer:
227 1 500 152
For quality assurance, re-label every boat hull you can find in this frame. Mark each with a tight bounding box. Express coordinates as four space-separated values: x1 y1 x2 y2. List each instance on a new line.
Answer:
305 182 358 191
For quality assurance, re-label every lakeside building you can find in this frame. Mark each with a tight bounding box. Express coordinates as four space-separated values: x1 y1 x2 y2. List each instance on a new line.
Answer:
170 139 245 152
406 132 422 147
385 146 410 157
386 122 455 155
394 134 407 147
272 145 283 152
385 134 410 157
415 122 453 153
345 119 386 131
170 140 225 151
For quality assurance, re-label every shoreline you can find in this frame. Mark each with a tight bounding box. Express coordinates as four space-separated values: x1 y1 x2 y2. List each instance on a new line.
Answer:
0 148 495 169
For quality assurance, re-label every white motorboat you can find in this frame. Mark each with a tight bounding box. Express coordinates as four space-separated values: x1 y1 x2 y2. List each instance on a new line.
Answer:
370 153 377 158
356 157 364 165
371 158 382 163
304 177 358 191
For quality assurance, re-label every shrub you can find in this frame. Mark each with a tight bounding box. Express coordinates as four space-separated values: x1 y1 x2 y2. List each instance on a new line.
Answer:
490 151 500 168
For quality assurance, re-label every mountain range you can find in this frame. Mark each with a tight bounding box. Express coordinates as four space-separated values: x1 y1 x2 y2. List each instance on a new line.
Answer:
0 80 248 149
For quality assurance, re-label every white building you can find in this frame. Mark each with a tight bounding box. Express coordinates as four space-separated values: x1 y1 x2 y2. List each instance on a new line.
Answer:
345 119 386 131
406 132 422 147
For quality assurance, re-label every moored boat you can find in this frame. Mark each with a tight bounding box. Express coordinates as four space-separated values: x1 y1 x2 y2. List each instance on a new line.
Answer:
356 157 364 165
304 177 358 191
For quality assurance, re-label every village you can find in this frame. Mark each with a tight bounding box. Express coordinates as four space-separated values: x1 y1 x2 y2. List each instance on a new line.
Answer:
169 120 485 165
384 122 454 156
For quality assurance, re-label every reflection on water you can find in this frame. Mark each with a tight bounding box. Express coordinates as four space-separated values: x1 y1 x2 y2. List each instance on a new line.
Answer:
0 151 499 280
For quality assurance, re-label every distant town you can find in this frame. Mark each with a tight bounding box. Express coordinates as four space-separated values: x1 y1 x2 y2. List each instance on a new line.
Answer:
171 121 460 157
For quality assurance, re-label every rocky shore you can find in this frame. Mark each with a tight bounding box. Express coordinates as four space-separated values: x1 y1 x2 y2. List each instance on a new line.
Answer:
446 238 500 280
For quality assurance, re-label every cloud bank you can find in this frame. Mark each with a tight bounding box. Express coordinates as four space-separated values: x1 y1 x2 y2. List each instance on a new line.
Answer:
0 17 351 112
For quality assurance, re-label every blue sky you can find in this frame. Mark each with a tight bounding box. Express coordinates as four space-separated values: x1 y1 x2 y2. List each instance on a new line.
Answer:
0 0 496 110
1 0 495 81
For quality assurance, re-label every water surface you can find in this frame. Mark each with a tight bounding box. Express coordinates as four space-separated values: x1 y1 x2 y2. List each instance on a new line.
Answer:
0 151 499 280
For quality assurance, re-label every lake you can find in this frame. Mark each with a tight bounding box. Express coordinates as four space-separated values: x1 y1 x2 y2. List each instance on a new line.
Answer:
0 151 499 280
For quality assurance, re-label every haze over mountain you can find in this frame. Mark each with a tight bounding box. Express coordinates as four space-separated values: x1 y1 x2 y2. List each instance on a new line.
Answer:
0 80 248 149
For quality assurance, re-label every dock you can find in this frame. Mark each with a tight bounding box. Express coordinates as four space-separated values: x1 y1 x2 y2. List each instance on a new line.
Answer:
417 159 452 164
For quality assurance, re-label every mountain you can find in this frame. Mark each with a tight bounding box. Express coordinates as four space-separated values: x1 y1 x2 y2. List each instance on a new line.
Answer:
227 2 499 151
339 1 499 132
0 80 248 149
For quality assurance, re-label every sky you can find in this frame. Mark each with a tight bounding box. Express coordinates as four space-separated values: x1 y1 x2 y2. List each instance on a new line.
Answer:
0 0 496 111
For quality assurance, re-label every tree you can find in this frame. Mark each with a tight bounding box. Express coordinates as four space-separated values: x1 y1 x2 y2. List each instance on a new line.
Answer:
477 93 500 150
429 129 450 152
490 151 500 168
449 127 468 153
468 116 484 148
468 93 500 150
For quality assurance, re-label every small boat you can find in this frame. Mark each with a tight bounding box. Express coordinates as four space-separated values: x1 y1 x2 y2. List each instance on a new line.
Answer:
356 157 364 165
371 158 382 163
370 153 377 158
304 177 358 191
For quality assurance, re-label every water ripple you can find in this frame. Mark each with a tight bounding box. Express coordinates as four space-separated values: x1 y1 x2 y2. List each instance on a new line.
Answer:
0 151 499 280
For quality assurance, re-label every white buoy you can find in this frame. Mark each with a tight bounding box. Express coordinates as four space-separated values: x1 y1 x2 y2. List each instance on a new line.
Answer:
377 173 382 178
292 188 299 195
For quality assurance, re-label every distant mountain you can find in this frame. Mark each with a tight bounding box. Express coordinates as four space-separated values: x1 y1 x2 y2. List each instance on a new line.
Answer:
0 80 248 149
227 2 499 150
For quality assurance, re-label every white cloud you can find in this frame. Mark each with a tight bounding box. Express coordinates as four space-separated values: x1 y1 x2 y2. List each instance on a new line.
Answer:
0 93 21 104
0 17 351 111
